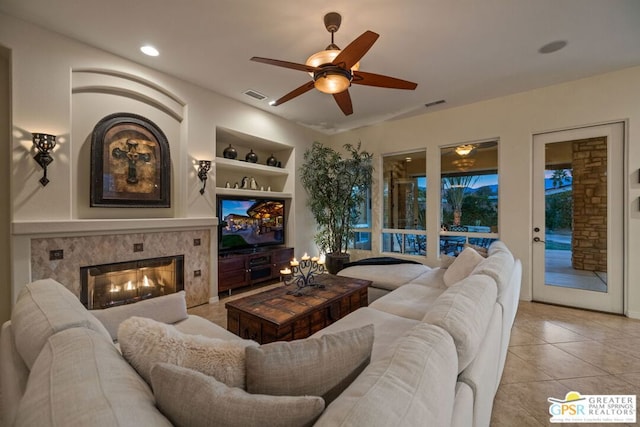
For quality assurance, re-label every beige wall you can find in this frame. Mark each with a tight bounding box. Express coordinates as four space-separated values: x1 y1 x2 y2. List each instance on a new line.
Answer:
329 66 640 318
2 12 640 319
0 47 10 323
0 13 323 319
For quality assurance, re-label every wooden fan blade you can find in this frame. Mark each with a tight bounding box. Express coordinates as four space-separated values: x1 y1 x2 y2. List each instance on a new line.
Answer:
333 30 379 70
273 81 315 106
251 57 320 73
352 70 418 90
333 90 353 116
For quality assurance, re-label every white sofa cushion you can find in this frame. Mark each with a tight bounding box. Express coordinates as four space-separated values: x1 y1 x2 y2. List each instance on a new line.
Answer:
409 267 447 287
338 263 430 291
0 321 29 427
91 291 188 341
458 304 503 427
173 314 243 340
14 327 171 427
314 323 457 427
370 283 446 320
472 247 515 298
246 325 373 405
118 316 257 388
11 278 112 369
151 363 324 427
422 274 498 372
443 247 485 287
311 307 420 362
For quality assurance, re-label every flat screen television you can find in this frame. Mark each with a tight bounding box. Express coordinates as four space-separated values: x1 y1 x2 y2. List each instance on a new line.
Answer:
217 196 285 253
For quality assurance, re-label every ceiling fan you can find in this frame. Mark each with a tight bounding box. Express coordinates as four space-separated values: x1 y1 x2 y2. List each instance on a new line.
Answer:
250 12 418 116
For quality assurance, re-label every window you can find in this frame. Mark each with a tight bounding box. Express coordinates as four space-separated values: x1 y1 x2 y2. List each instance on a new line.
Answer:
440 141 498 256
381 151 427 256
348 187 372 250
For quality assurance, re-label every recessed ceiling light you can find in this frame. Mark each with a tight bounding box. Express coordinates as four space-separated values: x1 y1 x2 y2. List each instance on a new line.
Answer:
268 100 277 106
538 40 567 54
140 45 159 57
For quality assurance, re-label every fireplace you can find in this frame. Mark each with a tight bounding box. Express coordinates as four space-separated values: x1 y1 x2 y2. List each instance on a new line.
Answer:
80 255 184 309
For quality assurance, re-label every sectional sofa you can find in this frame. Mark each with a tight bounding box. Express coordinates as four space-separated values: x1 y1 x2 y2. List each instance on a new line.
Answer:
0 241 520 427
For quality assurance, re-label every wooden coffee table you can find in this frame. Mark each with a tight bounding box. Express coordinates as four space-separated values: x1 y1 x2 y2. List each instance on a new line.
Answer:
225 274 371 344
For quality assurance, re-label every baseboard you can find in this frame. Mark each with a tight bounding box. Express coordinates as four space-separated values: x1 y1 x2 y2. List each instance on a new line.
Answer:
209 296 220 304
625 309 640 320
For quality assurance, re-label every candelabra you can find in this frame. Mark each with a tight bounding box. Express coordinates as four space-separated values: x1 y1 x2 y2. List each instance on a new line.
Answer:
281 255 326 296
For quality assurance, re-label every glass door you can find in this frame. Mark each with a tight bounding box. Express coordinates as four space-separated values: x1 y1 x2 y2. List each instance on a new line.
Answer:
532 123 624 313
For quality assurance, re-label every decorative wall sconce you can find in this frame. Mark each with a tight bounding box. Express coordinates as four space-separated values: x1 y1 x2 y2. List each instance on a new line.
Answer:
32 133 57 186
197 160 211 195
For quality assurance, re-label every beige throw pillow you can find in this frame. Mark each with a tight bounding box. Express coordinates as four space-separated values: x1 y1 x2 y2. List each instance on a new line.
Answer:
91 291 188 341
443 247 485 287
439 255 456 269
246 324 374 405
151 363 324 427
118 316 256 388
464 243 489 257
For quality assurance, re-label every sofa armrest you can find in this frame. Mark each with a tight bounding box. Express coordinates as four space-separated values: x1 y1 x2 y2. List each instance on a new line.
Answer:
0 321 30 427
91 291 188 341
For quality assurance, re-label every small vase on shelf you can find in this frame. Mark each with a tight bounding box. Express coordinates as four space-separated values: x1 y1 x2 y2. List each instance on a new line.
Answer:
223 144 237 159
245 149 258 163
266 154 278 167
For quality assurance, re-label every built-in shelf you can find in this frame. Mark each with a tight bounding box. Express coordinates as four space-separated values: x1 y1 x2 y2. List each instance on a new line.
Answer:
215 126 294 200
215 157 288 177
12 217 218 236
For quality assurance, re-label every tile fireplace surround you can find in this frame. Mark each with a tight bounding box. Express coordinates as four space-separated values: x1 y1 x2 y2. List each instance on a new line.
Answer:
11 218 218 308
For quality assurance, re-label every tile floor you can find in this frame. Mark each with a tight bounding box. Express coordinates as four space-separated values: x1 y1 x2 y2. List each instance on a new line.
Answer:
188 287 640 426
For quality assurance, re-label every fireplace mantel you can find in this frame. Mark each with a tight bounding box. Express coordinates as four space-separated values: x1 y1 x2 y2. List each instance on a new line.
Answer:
11 217 219 306
12 217 218 237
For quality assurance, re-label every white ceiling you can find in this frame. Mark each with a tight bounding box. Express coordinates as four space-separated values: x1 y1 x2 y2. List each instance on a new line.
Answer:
2 0 640 134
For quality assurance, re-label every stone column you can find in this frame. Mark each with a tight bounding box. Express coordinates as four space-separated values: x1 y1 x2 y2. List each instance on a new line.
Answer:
571 137 607 272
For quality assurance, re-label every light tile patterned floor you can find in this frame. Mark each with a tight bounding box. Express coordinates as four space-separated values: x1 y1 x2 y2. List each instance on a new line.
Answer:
492 301 640 426
189 292 640 426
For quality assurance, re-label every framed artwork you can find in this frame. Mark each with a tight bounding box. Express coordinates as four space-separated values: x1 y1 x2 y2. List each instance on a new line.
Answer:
90 113 171 207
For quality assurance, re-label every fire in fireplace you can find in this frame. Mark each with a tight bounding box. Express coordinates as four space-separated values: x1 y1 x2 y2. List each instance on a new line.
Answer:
80 255 184 309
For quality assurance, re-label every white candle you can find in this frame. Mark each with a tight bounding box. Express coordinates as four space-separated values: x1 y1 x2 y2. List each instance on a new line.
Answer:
317 255 326 265
280 268 292 275
311 256 319 262
290 258 299 267
301 253 310 261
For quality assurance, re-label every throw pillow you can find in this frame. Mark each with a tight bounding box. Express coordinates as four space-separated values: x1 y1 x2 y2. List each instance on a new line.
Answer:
246 324 374 405
464 243 489 257
118 316 256 388
442 247 485 287
439 255 456 269
91 291 188 341
151 363 324 427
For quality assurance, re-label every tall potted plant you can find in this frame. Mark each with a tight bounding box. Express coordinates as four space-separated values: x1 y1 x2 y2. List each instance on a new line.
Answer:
300 141 373 274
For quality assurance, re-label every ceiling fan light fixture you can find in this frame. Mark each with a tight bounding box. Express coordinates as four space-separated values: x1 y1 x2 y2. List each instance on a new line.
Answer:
313 68 351 94
305 50 360 74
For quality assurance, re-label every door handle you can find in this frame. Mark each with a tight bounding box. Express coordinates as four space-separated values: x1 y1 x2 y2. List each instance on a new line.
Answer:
533 236 546 243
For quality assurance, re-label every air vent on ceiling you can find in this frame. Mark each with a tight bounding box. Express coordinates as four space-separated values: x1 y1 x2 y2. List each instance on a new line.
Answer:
243 89 267 101
425 99 446 108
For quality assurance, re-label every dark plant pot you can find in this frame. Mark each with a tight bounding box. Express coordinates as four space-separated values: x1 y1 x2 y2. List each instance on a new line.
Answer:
325 253 350 275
